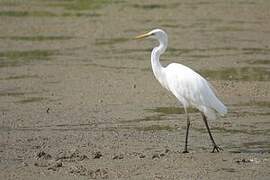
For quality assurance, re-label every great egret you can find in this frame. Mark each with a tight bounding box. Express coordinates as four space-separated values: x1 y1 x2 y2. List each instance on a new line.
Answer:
135 29 227 153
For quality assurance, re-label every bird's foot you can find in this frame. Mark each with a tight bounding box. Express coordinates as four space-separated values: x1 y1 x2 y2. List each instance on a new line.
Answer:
182 150 189 153
211 145 223 153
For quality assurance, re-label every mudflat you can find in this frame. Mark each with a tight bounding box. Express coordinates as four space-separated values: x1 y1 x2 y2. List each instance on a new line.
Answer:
0 0 269 179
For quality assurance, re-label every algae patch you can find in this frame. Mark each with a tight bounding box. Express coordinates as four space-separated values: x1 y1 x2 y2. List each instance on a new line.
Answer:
16 97 47 104
0 49 59 67
0 11 56 17
49 0 115 11
201 67 270 81
0 36 73 41
146 107 198 115
95 38 130 46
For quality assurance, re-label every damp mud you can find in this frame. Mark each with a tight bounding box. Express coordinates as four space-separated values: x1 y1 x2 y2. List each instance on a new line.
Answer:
0 0 270 179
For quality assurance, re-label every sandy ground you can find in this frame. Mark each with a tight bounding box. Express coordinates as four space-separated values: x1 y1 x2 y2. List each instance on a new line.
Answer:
0 0 270 179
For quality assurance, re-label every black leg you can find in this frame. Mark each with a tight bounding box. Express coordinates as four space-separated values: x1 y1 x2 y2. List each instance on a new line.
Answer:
182 112 190 153
201 113 223 153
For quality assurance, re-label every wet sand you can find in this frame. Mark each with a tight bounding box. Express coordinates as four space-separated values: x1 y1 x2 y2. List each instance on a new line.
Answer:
0 0 270 179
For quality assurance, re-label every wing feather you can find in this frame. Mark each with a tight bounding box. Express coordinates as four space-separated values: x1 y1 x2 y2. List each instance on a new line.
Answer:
164 63 227 119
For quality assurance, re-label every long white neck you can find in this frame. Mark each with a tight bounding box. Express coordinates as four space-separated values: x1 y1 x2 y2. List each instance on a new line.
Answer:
151 36 168 85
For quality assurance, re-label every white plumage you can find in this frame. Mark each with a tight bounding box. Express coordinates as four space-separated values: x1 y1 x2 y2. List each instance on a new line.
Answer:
135 29 227 153
164 63 227 120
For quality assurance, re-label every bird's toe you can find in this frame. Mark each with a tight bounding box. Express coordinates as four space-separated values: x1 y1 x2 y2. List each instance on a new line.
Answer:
211 145 223 153
182 150 189 153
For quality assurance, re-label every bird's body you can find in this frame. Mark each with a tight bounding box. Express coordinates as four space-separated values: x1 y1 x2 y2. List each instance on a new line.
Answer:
159 63 227 120
135 29 227 153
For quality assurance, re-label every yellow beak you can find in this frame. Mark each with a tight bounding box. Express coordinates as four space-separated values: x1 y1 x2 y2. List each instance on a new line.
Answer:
134 32 151 40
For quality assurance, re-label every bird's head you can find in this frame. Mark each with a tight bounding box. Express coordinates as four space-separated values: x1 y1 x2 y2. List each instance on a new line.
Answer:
135 29 168 42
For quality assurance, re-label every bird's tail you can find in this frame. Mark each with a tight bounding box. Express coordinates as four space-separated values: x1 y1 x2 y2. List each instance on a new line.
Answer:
205 81 227 116
212 97 227 117
201 97 227 120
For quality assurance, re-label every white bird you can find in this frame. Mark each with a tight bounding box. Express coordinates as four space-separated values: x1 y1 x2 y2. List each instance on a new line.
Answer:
135 29 227 153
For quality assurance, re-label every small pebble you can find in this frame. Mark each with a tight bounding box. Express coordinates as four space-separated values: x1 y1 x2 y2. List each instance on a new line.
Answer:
22 162 28 167
139 154 146 158
152 154 160 159
48 162 63 171
112 154 124 160
34 161 49 167
36 151 52 160
236 158 252 164
160 153 165 157
93 151 102 159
